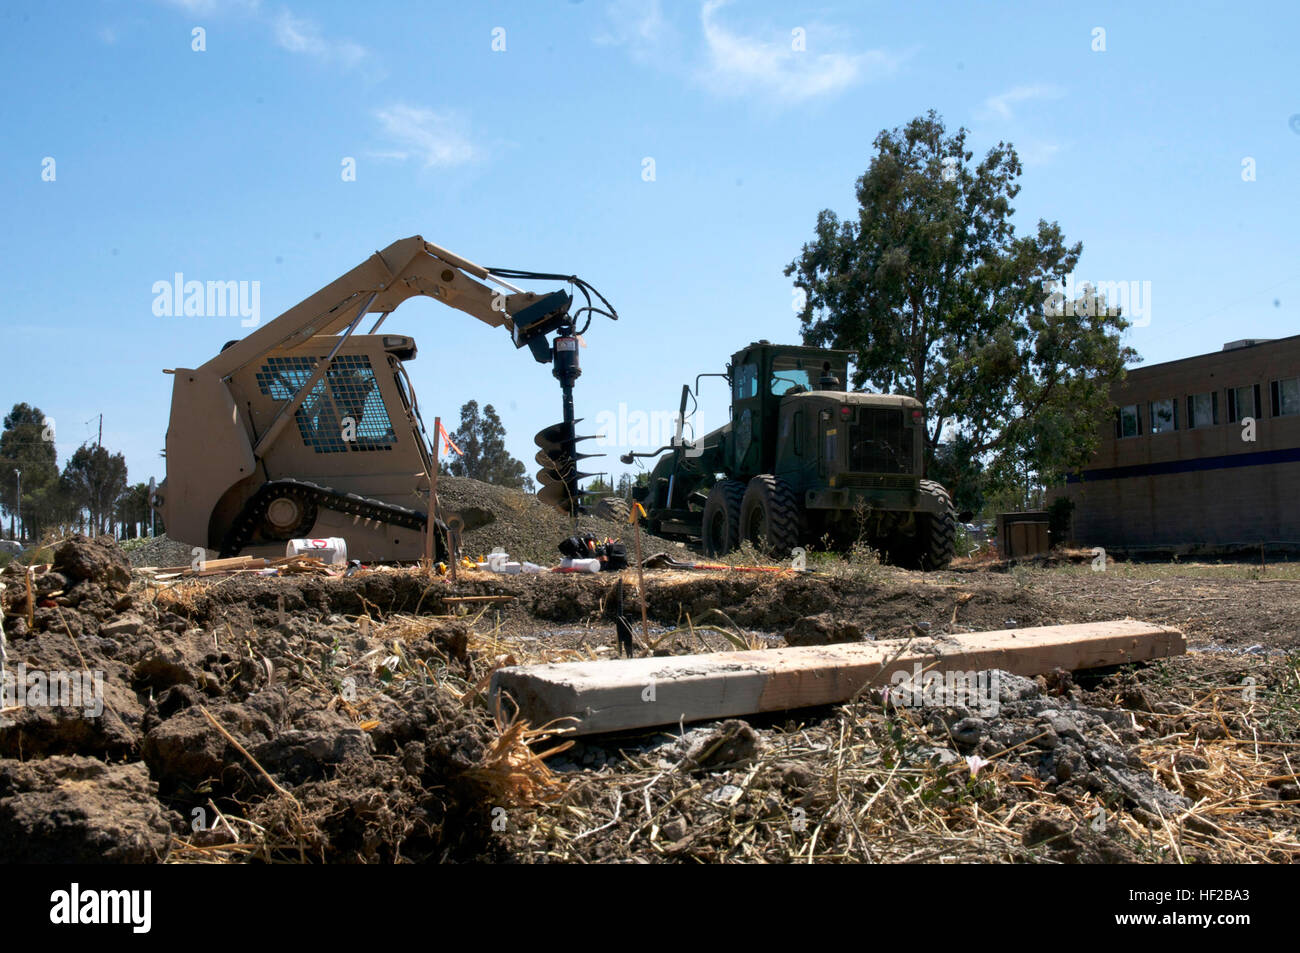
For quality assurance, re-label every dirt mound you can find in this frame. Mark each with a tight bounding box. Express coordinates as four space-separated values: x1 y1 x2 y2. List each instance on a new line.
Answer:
437 476 674 565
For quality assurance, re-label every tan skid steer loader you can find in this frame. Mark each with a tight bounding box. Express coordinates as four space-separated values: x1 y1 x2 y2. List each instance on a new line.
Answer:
155 236 616 561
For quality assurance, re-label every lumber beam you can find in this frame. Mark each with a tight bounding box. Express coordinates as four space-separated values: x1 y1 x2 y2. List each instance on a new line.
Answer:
490 619 1185 736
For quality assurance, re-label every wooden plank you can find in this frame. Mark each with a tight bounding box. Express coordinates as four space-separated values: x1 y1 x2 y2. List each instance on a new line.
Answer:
151 556 269 574
490 619 1185 736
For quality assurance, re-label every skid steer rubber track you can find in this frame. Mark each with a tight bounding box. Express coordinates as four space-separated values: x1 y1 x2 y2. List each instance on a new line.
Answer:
219 478 444 560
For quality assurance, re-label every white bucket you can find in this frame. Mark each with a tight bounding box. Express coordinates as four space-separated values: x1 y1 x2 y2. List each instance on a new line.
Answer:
286 537 348 566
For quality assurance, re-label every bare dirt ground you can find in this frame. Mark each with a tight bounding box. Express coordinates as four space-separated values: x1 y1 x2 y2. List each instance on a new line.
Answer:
2 527 1297 864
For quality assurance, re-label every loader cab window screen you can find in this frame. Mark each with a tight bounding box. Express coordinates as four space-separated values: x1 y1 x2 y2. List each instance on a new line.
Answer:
256 355 397 453
733 363 758 401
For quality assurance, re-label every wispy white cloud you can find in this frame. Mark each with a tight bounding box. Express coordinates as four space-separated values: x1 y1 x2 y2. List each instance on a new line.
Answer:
158 0 261 15
272 9 366 68
154 1 368 70
696 0 903 105
594 0 668 57
975 85 1063 122
1017 138 1061 168
372 105 481 168
973 86 1064 167
594 0 901 106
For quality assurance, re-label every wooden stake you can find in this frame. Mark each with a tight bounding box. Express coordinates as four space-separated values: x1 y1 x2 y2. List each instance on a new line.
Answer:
25 567 34 632
630 503 649 645
425 415 441 579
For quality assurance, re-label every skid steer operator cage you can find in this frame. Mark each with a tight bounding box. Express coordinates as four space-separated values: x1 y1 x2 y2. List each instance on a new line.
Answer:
255 354 397 454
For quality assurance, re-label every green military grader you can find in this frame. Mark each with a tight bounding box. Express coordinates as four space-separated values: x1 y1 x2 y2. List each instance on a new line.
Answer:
620 341 961 570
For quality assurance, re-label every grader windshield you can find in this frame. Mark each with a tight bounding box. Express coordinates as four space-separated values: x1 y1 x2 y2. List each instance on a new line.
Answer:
769 353 847 395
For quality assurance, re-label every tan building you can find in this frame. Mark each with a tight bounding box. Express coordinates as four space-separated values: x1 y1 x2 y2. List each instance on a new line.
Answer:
1054 335 1300 552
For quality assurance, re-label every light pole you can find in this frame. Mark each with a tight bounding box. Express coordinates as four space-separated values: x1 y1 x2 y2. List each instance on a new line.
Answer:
13 469 20 544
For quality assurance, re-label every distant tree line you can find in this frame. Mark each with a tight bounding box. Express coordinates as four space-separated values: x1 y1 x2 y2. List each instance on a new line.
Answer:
0 403 162 544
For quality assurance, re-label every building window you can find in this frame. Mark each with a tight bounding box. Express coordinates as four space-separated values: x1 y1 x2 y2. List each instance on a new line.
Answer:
1271 377 1300 417
1187 391 1219 429
1148 398 1177 433
1116 404 1141 438
1227 384 1261 423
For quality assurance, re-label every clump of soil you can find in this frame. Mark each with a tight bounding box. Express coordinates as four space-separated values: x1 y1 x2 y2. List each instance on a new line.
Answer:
54 534 132 591
0 756 176 863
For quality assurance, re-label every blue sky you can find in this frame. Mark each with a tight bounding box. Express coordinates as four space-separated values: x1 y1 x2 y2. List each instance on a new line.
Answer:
2 0 1297 492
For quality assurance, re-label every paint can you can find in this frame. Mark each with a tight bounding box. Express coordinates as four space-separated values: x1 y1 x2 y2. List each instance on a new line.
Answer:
286 537 348 566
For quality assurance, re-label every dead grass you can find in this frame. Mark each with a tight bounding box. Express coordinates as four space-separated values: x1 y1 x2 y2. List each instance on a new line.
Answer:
142 563 1299 863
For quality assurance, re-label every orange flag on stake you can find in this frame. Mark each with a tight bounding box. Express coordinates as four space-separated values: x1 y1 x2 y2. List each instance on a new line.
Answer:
438 420 463 456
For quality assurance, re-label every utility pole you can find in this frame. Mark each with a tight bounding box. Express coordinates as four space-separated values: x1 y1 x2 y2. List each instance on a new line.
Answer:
97 414 102 448
13 469 20 544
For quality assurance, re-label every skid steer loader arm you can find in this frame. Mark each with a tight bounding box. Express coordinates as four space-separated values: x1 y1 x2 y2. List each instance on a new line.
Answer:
160 235 609 557
203 236 567 382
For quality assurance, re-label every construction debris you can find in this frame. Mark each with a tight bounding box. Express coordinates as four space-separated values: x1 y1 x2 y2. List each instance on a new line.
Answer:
490 620 1186 735
141 554 340 581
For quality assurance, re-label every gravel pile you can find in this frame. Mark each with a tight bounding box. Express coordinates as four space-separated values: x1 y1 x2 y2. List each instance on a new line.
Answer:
124 535 216 569
436 476 676 565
